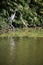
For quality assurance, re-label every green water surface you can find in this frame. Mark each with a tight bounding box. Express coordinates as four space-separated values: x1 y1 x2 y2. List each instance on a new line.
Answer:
0 37 43 65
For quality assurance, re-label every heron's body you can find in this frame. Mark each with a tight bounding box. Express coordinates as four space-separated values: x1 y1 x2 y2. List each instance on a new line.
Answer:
9 12 16 22
8 9 17 30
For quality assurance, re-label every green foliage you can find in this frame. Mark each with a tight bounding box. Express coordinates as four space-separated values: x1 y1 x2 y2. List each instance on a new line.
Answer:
0 0 43 28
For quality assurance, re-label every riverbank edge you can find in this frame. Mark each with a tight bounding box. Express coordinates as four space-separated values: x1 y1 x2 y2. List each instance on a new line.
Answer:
0 28 43 37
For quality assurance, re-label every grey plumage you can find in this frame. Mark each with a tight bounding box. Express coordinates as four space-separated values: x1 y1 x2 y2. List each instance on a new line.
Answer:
8 9 17 23
8 9 17 29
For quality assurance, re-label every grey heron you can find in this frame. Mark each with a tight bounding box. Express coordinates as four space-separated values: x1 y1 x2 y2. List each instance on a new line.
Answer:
8 9 17 29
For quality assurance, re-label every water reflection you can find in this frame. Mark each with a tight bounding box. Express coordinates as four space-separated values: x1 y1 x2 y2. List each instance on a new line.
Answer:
0 37 43 65
8 37 16 65
9 37 15 55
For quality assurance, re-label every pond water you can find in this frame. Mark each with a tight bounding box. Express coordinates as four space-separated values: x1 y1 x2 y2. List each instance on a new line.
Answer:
0 37 43 65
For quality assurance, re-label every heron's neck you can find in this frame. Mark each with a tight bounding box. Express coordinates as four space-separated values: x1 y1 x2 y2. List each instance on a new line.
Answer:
14 11 16 16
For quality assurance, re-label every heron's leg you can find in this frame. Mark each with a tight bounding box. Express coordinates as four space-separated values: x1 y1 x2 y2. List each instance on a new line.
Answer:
9 22 15 31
